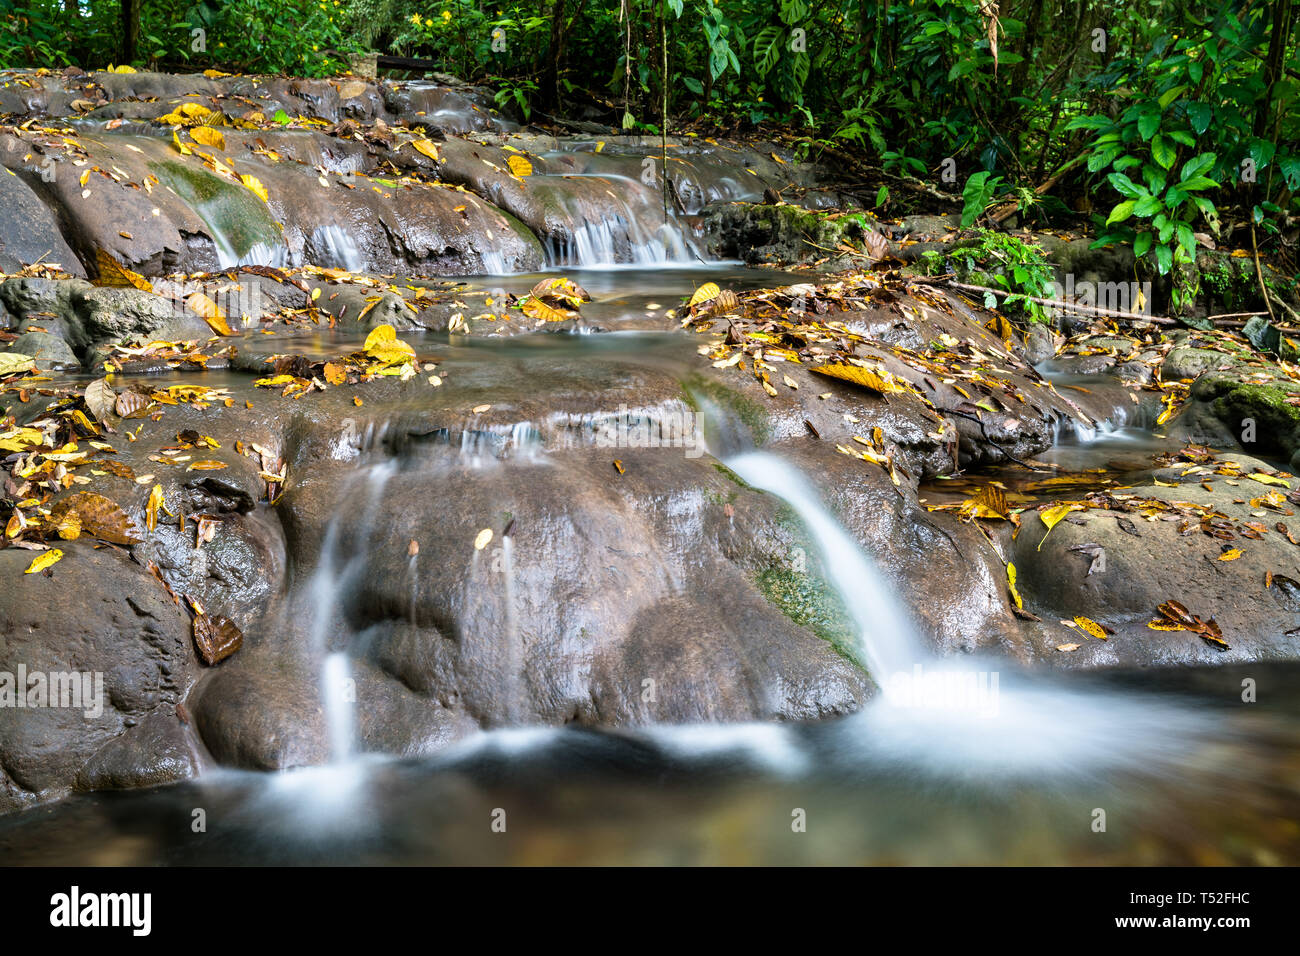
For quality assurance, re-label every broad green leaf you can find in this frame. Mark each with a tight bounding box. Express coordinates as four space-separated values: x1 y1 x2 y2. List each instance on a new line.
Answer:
1107 200 1136 224
1151 135 1176 169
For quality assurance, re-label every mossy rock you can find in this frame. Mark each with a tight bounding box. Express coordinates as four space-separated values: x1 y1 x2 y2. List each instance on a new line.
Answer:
149 160 283 261
701 201 881 265
1190 372 1300 467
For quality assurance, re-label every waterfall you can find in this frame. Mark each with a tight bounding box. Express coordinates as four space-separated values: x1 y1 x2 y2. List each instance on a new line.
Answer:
303 461 397 763
535 173 701 267
726 451 920 681
310 224 364 272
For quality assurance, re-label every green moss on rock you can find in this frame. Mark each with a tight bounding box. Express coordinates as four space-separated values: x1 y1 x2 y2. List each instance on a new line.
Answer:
150 160 283 259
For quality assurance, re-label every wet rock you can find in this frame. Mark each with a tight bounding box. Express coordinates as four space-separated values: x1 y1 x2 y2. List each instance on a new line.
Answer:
0 170 84 276
702 202 882 266
1024 324 1058 365
1189 373 1300 471
74 710 203 792
189 444 871 769
0 545 203 811
1011 454 1300 666
5 330 79 371
76 286 213 344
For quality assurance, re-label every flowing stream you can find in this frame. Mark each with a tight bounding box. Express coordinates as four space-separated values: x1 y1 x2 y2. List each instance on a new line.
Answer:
3 118 1295 864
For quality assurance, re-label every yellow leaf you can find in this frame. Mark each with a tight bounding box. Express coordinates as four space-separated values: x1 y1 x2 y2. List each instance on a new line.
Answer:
363 324 416 365
56 511 82 540
1056 643 1080 652
1074 616 1108 641
186 292 235 336
520 297 575 323
812 363 907 396
24 549 63 573
474 528 493 550
690 282 721 307
94 250 153 291
240 174 269 203
0 353 35 378
146 483 165 531
1007 562 1023 609
172 130 192 155
411 138 440 162
1218 548 1243 561
507 155 533 177
960 484 1009 520
189 126 225 150
1247 473 1291 488
1037 503 1082 550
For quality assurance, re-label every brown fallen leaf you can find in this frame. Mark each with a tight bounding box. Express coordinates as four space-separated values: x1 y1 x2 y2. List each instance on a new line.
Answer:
193 614 243 665
50 491 142 544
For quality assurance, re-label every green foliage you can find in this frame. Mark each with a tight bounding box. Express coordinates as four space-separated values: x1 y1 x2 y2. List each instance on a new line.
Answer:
0 0 361 76
923 229 1056 323
1068 5 1298 311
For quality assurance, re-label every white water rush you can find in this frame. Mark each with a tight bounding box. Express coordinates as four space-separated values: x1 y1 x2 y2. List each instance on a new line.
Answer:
726 451 918 680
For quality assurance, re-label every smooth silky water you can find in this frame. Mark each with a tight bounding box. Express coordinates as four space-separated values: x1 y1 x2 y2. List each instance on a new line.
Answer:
5 260 1297 866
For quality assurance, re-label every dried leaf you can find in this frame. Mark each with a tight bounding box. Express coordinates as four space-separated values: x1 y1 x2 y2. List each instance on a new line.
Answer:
240 174 269 203
521 296 576 323
1073 616 1108 641
83 377 117 422
411 138 440 162
812 363 907 396
690 282 721 307
0 353 35 378
23 549 63 574
1037 503 1082 550
193 614 243 665
146 483 165 531
187 292 236 336
189 126 225 150
94 250 152 291
50 491 142 544
1006 562 1023 609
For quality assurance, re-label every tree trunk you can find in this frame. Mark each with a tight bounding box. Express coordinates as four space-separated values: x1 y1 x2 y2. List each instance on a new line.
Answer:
1254 0 1294 139
120 0 140 64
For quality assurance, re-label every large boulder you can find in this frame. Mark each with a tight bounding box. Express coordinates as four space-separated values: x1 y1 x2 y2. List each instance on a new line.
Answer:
0 546 205 813
0 171 84 276
1011 453 1300 666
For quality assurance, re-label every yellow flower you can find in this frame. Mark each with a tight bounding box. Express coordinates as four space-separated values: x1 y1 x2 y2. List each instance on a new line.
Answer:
442 10 451 21
410 13 420 24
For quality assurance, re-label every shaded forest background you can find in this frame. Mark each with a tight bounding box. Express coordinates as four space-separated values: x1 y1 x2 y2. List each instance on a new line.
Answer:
1 0 1297 298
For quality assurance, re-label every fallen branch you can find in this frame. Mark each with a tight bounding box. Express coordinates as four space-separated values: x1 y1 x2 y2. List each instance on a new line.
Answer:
910 275 1179 324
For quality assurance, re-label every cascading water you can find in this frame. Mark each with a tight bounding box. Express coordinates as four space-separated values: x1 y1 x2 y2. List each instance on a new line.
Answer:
310 224 365 272
535 173 700 267
303 461 397 763
722 449 1211 780
726 451 918 680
